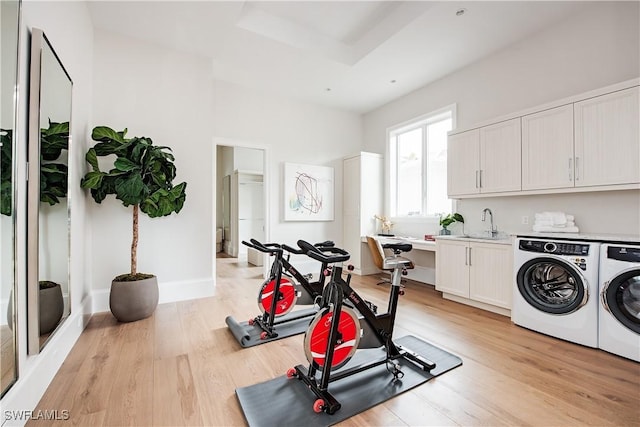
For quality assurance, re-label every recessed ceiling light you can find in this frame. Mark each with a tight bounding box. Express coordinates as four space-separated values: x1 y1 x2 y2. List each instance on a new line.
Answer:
456 8 466 16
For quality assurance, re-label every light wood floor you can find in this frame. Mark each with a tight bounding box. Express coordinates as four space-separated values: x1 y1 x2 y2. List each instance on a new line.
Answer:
29 257 639 426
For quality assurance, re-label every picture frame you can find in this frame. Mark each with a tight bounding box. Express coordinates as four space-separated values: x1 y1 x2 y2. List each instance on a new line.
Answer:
283 162 334 221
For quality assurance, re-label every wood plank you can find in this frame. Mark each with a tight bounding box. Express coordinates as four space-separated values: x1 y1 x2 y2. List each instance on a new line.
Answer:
152 354 203 426
102 316 154 426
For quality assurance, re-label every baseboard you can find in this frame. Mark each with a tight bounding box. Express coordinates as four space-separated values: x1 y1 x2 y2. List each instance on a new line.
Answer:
91 277 215 313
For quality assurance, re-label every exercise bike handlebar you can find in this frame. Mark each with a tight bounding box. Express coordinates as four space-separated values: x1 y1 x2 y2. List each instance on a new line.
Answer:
282 240 335 255
297 239 350 264
242 239 283 255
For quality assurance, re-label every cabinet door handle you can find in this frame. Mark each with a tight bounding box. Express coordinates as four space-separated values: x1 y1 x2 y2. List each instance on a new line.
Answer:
479 170 483 189
575 157 580 181
568 158 573 181
464 247 468 266
468 247 472 266
475 170 479 188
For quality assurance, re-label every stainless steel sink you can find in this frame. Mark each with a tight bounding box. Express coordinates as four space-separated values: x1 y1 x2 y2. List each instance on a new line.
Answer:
454 232 509 240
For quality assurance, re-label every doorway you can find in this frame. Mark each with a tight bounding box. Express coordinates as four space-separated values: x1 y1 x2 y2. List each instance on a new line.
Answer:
213 139 269 281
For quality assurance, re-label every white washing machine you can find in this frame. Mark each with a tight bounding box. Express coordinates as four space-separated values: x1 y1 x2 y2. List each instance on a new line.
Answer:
513 237 599 347
599 243 640 362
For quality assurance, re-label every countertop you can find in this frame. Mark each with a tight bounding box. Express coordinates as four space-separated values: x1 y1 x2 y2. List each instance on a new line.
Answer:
513 232 640 244
434 234 513 246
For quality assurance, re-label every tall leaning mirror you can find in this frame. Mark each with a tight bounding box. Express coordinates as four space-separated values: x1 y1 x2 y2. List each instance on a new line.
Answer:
27 28 72 355
1 0 21 396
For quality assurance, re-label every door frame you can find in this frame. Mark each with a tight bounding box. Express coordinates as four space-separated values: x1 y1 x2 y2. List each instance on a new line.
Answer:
212 137 270 281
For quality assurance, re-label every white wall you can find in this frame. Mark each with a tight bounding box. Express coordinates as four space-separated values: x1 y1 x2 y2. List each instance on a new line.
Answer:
211 79 362 261
2 1 94 424
363 1 640 237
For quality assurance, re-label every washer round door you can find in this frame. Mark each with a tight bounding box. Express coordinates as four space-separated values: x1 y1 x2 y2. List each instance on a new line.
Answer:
517 257 588 315
602 268 640 334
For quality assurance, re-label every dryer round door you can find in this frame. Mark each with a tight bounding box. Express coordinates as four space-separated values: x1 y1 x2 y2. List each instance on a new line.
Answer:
601 268 640 334
517 257 588 315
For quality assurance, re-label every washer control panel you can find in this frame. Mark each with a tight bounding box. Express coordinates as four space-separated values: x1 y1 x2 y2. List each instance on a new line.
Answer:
519 239 590 256
607 246 640 262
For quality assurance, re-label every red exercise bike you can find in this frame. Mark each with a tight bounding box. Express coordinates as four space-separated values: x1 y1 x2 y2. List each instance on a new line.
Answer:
286 240 436 415
227 238 334 342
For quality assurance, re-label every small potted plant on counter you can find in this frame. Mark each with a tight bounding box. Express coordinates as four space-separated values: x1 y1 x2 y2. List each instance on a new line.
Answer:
439 212 464 235
80 126 187 322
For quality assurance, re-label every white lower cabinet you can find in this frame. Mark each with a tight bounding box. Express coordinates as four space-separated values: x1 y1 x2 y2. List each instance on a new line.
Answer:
436 239 512 314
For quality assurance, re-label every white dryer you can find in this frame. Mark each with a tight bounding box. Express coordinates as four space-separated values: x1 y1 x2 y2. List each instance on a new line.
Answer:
599 243 640 362
513 237 599 347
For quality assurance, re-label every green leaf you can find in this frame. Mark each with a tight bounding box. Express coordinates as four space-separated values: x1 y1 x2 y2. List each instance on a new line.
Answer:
115 173 145 206
114 157 140 172
92 126 127 143
44 121 69 136
80 171 104 189
40 193 59 206
85 148 100 172
94 139 130 157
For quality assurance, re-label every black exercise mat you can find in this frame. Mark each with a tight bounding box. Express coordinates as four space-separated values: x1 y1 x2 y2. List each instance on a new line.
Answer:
225 307 317 348
236 335 462 426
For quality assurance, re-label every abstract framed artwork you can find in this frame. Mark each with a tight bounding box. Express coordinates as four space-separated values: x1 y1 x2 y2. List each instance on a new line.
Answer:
283 162 334 221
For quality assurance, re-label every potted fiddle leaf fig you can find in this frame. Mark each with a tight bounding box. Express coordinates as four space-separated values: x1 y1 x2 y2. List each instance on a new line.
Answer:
80 126 187 322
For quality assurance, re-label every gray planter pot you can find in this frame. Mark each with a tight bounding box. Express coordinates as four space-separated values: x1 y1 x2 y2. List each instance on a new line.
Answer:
39 283 64 335
109 276 159 323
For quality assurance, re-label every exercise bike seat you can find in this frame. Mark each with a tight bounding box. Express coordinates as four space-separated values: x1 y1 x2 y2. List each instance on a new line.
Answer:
367 237 415 271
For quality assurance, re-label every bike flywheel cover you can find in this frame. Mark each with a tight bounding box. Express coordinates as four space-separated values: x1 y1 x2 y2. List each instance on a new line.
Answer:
303 306 361 371
258 278 298 317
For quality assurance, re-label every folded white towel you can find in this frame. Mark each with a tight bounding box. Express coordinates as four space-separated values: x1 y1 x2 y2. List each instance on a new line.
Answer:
534 211 573 226
532 224 580 233
534 219 555 227
560 221 575 228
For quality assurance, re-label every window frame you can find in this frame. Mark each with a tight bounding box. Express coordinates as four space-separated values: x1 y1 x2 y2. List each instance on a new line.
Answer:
386 104 457 220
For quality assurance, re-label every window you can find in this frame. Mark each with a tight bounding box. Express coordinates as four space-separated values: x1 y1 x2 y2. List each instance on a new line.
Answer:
389 106 455 217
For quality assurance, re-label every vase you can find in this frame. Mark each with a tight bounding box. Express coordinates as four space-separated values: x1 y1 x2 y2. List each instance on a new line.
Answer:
440 228 451 235
109 276 159 322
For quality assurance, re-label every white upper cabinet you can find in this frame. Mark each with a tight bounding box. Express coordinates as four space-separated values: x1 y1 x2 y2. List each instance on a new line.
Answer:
522 104 574 190
448 80 639 198
448 129 480 196
448 118 521 197
574 86 640 187
479 118 522 193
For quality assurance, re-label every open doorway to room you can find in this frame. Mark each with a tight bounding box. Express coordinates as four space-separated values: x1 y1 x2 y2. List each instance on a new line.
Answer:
213 140 269 283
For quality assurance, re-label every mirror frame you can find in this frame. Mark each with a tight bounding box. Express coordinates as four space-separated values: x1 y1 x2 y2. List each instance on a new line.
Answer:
27 28 73 355
0 0 22 397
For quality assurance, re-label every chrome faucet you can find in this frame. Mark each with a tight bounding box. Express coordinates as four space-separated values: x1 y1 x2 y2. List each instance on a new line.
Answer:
481 208 498 237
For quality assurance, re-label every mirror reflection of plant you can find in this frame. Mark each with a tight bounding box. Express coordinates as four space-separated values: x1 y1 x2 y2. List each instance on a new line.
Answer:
40 120 69 206
1 128 13 215
80 126 187 280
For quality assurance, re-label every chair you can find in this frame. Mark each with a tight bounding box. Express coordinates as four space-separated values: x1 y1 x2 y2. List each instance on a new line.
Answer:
366 236 415 286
